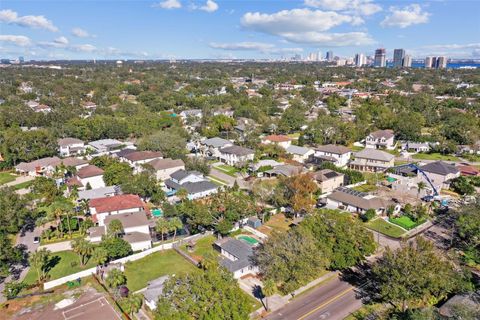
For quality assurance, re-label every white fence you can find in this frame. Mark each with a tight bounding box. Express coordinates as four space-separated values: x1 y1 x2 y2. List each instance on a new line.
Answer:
43 232 212 290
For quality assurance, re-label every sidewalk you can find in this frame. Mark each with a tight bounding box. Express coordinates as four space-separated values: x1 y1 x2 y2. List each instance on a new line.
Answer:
3 175 35 187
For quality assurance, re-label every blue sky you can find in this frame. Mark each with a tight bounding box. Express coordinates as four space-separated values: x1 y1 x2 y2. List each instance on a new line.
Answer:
1 0 479 60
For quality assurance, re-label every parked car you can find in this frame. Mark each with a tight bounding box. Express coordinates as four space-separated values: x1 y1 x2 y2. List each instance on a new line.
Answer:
33 236 40 244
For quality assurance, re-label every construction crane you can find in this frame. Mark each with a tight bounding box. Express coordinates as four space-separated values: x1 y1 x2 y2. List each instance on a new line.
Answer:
390 163 441 202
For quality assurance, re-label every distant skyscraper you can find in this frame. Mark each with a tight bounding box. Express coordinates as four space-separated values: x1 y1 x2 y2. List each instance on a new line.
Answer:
425 56 434 68
18 56 24 63
393 49 405 67
436 56 447 69
317 51 322 61
374 48 386 67
326 51 334 61
355 53 366 67
403 55 412 68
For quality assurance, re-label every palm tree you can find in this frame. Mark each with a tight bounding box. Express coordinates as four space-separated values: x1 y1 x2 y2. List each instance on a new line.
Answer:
417 181 427 199
105 269 126 289
176 188 188 202
107 219 124 238
122 294 143 317
169 217 183 241
72 238 94 266
29 248 51 283
262 279 277 311
91 247 109 266
155 218 170 242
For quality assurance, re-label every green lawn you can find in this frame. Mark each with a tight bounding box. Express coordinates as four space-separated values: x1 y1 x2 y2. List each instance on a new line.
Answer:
124 249 198 291
412 153 460 162
13 180 33 190
207 175 228 186
181 235 218 260
0 172 16 185
24 250 96 285
389 216 425 230
215 164 238 177
462 153 480 162
365 218 406 238
352 184 377 193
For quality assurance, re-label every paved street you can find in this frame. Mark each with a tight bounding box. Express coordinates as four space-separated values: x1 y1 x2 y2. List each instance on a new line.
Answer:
266 277 362 320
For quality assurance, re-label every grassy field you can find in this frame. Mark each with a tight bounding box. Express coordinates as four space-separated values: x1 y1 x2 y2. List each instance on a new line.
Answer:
389 216 425 230
0 172 16 185
214 164 238 177
412 153 460 162
181 235 218 261
24 250 96 285
365 218 406 238
124 249 198 291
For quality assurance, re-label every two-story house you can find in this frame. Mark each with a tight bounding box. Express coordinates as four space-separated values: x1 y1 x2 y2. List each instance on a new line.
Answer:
349 149 394 172
285 145 315 163
67 164 106 190
146 158 185 181
313 169 345 193
164 170 218 200
58 138 86 157
119 150 163 172
365 129 396 150
219 145 255 167
261 135 292 149
199 137 233 159
311 145 352 168
89 194 147 226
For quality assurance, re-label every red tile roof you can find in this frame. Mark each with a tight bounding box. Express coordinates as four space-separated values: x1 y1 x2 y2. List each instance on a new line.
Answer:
458 165 480 176
263 135 292 143
89 194 145 213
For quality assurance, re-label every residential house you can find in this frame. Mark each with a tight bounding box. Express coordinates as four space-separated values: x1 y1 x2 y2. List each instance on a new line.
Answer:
143 276 169 310
312 145 352 168
68 165 105 190
325 187 398 215
88 139 133 155
78 186 120 201
164 170 218 200
249 159 283 174
146 158 185 181
457 164 480 176
60 157 89 171
214 238 259 279
15 156 61 176
58 138 86 157
349 149 395 172
179 109 202 122
119 150 163 172
419 161 460 190
199 137 233 159
285 145 314 163
87 211 152 251
401 142 431 153
89 194 146 226
365 129 396 150
265 164 304 177
262 135 292 149
219 145 255 167
313 169 345 193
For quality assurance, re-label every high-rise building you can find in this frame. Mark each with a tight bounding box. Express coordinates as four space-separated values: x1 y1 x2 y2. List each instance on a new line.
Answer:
402 55 412 68
393 49 405 67
18 56 24 63
355 53 366 67
317 51 322 61
326 51 334 61
436 56 447 69
374 48 386 67
425 56 434 68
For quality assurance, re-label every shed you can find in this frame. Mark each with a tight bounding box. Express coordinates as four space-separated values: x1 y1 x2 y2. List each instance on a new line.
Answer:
247 216 262 229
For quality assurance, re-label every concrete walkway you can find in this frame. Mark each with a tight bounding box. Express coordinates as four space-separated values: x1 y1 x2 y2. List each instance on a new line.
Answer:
2 175 35 187
38 240 73 252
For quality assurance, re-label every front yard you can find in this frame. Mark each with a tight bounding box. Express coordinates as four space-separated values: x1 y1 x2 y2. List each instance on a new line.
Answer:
365 218 406 238
389 216 426 230
412 152 460 162
24 250 96 285
124 249 198 292
0 172 16 185
214 164 239 177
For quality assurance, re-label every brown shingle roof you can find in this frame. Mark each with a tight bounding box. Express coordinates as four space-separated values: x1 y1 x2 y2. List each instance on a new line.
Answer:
77 165 104 178
315 144 351 155
263 135 292 143
147 158 185 170
369 129 394 139
123 151 163 162
58 137 84 146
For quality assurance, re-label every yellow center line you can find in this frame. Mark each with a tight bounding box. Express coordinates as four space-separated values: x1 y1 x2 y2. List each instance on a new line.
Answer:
296 286 355 320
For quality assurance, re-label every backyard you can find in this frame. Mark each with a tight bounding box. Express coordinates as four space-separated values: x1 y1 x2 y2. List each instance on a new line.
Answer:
0 172 16 185
124 249 198 291
24 250 96 285
180 235 218 262
389 215 426 230
365 218 406 238
412 153 460 162
257 213 292 236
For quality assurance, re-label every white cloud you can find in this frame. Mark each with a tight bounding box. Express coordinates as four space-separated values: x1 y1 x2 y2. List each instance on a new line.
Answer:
381 4 430 28
420 43 480 58
241 9 374 47
209 41 303 55
37 36 69 48
0 35 32 46
69 44 97 52
152 0 182 9
199 0 218 13
241 9 361 34
0 9 58 32
304 0 382 16
72 27 92 38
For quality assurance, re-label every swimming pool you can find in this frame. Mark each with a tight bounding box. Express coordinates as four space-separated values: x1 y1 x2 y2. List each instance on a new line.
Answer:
238 235 259 245
152 208 163 217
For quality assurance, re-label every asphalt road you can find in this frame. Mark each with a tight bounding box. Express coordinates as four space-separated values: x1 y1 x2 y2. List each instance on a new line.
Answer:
266 277 362 320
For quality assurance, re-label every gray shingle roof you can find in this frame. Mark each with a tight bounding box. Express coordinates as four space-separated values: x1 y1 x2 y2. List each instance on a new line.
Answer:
368 129 394 139
104 211 149 229
354 149 394 162
315 144 351 155
147 158 185 170
58 137 84 146
201 137 232 148
215 238 254 272
420 161 459 176
170 169 202 181
143 276 169 303
220 145 254 156
286 145 313 156
164 179 218 195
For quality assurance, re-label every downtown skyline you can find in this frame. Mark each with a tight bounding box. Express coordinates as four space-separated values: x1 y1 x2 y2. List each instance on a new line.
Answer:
1 0 479 60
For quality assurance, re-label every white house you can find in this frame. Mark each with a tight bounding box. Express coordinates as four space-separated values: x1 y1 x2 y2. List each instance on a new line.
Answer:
89 194 146 226
15 156 61 177
199 137 233 159
219 145 255 167
325 187 399 215
262 135 292 149
286 145 314 163
58 138 86 157
313 169 344 193
119 150 163 172
419 161 461 191
365 129 396 150
214 238 259 279
70 165 105 190
312 145 352 168
87 139 134 155
164 170 218 200
349 149 395 172
146 158 185 181
401 142 431 153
